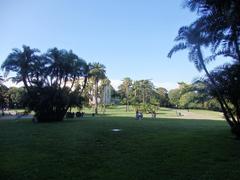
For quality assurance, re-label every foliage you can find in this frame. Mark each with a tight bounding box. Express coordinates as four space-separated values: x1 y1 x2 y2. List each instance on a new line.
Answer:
130 80 156 105
99 78 111 104
168 88 181 107
184 0 240 62
88 62 106 114
156 87 170 107
205 98 221 112
1 45 88 122
117 79 171 111
0 84 8 114
206 63 240 136
168 81 221 111
7 87 26 109
169 0 240 136
118 77 133 111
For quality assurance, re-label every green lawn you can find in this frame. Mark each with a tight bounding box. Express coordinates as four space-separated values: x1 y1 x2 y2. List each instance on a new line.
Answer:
81 105 224 120
1 108 240 180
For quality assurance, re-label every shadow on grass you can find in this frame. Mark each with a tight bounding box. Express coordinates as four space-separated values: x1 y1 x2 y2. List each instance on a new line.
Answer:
0 114 238 180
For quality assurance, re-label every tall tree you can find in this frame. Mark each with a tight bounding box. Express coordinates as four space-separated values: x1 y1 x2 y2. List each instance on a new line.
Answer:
168 24 236 129
0 85 8 115
167 25 215 90
156 87 170 107
184 0 240 62
168 88 181 108
7 87 26 109
99 78 111 106
130 79 157 111
118 77 132 111
206 63 240 136
179 0 240 136
88 62 106 114
1 45 40 91
2 45 88 122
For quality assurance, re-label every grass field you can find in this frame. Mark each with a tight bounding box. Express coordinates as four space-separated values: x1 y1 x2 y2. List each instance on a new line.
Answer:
82 106 224 120
1 106 240 180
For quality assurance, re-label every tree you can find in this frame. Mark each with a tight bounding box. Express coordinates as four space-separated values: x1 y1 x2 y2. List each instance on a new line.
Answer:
178 82 207 109
2 45 88 122
99 78 111 112
156 87 170 107
168 88 181 108
184 0 240 62
130 80 153 105
0 85 8 115
88 62 106 114
179 91 199 109
1 45 40 91
168 81 220 110
7 87 26 109
118 77 132 111
168 25 211 72
129 79 159 112
206 63 240 136
0 75 7 115
168 24 236 130
174 0 240 136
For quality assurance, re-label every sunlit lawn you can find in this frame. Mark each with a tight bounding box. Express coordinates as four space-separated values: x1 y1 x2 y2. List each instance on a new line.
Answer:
1 107 239 180
82 105 224 119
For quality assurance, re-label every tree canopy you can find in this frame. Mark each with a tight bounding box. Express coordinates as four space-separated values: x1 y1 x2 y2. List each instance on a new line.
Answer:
169 0 240 137
2 45 89 122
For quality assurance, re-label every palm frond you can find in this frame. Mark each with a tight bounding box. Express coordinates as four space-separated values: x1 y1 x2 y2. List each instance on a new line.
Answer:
188 48 203 71
167 43 187 58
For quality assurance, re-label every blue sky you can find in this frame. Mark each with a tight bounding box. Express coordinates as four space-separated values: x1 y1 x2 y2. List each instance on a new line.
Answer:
0 0 223 90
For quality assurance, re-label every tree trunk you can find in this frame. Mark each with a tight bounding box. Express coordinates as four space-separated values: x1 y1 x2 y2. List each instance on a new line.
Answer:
126 87 129 112
197 46 237 127
94 79 98 114
22 76 30 92
142 89 145 104
126 99 129 112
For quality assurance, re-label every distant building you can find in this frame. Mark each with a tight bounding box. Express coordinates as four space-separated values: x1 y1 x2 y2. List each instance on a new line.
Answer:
102 85 111 105
89 84 112 106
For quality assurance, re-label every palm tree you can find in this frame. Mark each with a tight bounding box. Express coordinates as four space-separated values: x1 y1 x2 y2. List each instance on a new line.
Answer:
88 62 106 114
46 48 88 90
1 45 40 91
99 78 111 112
119 77 132 111
206 63 240 136
168 25 210 72
168 25 236 128
2 45 88 122
184 0 240 62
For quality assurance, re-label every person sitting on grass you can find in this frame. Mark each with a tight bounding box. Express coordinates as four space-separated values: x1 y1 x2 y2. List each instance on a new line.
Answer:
136 110 143 120
138 112 143 120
